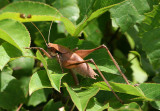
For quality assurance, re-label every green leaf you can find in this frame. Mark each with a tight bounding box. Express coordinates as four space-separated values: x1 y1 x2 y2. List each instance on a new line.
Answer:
27 89 52 106
74 0 126 36
35 50 66 92
36 50 48 71
77 0 125 23
0 42 22 70
0 19 30 51
0 73 25 110
53 0 80 22
19 77 30 97
0 44 10 70
64 83 99 111
150 101 160 110
50 74 66 91
0 1 76 36
29 70 52 95
9 57 34 77
43 99 63 111
0 19 33 70
0 1 61 21
110 0 151 32
93 82 145 98
54 36 79 49
139 5 160 33
0 66 13 75
139 83 160 101
84 20 102 45
139 5 160 69
86 97 109 111
77 0 95 23
0 0 9 9
128 53 148 83
29 70 66 94
108 102 142 111
47 59 62 74
129 51 141 62
141 28 160 69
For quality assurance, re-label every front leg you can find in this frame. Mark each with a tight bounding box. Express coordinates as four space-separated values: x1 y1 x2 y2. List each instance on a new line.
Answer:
25 47 52 58
26 47 65 73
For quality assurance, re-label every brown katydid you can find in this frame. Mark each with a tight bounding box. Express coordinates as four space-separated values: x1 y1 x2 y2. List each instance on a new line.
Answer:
25 21 130 104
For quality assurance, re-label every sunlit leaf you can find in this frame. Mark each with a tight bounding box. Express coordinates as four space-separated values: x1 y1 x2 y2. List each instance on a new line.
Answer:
0 1 76 36
0 19 30 51
64 83 99 111
53 0 79 22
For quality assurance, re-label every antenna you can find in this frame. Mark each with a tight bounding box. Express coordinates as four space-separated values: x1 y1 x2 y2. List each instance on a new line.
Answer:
48 20 54 43
5 0 49 46
31 22 48 46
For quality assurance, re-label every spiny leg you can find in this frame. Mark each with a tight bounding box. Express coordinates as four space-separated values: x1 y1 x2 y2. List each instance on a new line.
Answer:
100 44 130 85
25 47 52 58
75 45 130 85
66 59 123 104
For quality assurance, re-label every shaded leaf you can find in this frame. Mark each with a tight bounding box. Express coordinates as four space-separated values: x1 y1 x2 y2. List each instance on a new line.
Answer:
110 0 151 32
77 0 125 24
74 0 126 36
139 5 160 69
54 36 79 49
43 99 63 111
150 101 160 110
84 20 102 45
141 28 160 69
29 70 51 95
9 57 34 77
0 73 25 110
86 97 109 111
27 89 52 106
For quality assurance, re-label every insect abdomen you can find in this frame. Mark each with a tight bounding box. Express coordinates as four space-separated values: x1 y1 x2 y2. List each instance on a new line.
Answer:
61 53 98 79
